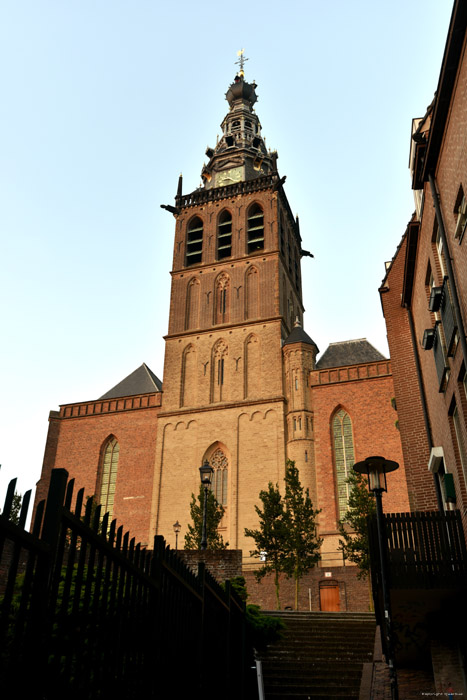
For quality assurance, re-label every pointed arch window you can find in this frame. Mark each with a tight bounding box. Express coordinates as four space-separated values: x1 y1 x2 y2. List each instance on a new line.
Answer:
217 210 232 259
332 409 355 520
247 203 264 253
99 437 119 519
215 273 230 324
245 266 259 319
186 217 203 266
211 339 228 402
210 447 228 506
186 277 200 329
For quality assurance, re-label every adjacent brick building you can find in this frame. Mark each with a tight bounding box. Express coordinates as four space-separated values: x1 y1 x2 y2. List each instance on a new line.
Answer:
35 62 410 609
380 0 467 526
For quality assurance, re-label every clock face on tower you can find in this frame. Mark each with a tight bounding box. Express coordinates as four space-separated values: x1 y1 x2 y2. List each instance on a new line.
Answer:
217 166 243 187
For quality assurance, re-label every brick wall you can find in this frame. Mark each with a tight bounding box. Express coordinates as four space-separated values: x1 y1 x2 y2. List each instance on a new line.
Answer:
35 394 161 545
177 549 243 582
244 564 371 612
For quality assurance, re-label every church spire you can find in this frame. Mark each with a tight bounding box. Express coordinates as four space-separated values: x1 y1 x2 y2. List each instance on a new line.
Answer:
201 52 277 189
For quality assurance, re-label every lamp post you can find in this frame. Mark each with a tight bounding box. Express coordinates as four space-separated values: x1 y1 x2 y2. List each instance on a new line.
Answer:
173 520 181 550
353 456 399 700
199 460 214 551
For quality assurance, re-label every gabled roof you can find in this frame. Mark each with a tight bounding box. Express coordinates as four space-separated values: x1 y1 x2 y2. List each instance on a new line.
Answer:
283 320 318 350
316 339 386 369
99 363 162 400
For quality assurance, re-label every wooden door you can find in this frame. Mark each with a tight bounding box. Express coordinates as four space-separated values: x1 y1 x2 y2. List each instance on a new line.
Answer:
320 584 340 611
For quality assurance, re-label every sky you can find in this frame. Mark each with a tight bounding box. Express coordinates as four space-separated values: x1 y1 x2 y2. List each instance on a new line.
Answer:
0 0 454 504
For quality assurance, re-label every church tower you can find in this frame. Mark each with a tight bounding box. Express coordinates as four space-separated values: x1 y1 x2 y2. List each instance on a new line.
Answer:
150 61 317 557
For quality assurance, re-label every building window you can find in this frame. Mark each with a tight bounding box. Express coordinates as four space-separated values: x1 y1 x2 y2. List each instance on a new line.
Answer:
454 186 467 241
186 216 203 266
210 448 228 506
332 409 355 520
452 404 467 489
217 210 232 259
211 339 228 402
99 437 119 520
305 450 308 463
214 273 230 324
247 203 264 253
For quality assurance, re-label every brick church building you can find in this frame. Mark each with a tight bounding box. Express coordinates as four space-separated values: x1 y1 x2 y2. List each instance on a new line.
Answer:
35 64 410 590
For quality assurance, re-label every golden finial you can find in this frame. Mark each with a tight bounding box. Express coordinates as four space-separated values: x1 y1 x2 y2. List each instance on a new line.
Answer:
235 49 248 78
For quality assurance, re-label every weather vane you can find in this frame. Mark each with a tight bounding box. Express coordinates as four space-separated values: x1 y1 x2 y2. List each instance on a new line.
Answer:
235 49 248 78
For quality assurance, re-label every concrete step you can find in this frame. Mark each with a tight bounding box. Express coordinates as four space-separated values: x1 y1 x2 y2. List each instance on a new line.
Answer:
257 611 376 699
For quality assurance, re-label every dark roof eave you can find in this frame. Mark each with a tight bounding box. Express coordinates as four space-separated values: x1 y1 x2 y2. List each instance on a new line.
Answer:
423 0 467 180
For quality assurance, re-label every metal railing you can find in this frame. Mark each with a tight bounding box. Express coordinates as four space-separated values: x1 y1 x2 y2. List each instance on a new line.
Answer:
0 469 247 699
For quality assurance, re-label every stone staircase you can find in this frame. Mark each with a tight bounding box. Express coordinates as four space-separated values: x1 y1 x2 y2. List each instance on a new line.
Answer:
256 611 376 699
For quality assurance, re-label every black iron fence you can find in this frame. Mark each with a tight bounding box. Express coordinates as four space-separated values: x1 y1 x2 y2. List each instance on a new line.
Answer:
0 468 247 699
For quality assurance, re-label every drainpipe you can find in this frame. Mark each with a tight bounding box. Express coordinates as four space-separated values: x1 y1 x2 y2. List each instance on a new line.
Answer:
428 173 467 368
405 304 444 512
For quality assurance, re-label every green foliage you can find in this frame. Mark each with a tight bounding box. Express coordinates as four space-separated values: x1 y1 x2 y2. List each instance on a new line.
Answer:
0 492 23 524
283 461 322 608
244 481 289 609
222 576 284 651
245 604 285 651
228 575 249 602
244 462 322 610
184 485 228 550
338 470 376 579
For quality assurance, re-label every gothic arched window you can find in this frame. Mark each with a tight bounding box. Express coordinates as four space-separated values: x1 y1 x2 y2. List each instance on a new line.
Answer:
247 203 264 253
217 210 232 259
332 409 355 520
214 273 230 325
245 266 259 319
211 339 228 402
186 277 200 329
186 216 203 266
244 333 260 398
99 437 119 520
210 447 228 506
181 344 197 407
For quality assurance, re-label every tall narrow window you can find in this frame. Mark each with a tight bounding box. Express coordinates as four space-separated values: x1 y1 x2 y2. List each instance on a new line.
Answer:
211 339 228 402
186 278 200 329
186 216 203 266
218 210 232 259
332 409 355 520
244 333 260 397
210 448 229 506
247 203 264 253
99 437 119 520
245 266 259 319
181 344 197 407
452 404 467 488
215 273 230 324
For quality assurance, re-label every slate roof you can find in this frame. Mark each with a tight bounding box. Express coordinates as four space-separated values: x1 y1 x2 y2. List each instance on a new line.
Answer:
99 363 162 400
283 321 318 350
316 339 386 369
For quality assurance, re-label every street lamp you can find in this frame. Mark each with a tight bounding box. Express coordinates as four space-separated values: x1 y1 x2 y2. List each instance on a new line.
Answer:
353 456 399 700
199 460 214 551
173 520 181 550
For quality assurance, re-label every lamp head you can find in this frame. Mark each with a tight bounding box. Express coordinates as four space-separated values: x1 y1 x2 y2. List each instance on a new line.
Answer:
199 460 214 486
353 455 399 493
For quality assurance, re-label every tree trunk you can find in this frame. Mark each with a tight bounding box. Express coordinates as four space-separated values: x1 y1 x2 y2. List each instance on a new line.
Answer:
274 569 281 610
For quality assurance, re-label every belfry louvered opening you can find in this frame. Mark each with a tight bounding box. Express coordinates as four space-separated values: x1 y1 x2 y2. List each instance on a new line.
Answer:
217 210 232 259
186 217 203 265
247 203 264 253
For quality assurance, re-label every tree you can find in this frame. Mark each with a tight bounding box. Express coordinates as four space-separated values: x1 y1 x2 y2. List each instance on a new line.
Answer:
338 470 376 582
0 492 23 525
244 482 289 610
283 461 322 609
184 485 228 550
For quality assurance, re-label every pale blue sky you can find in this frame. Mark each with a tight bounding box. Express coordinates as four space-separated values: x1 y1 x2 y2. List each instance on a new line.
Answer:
0 1 454 502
